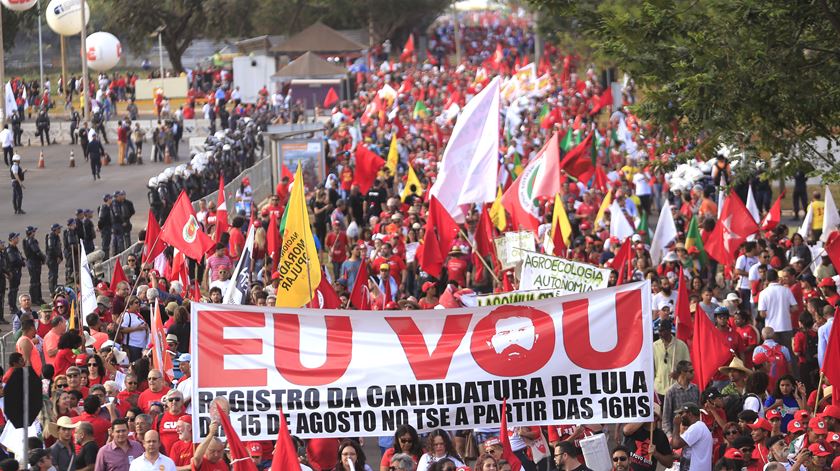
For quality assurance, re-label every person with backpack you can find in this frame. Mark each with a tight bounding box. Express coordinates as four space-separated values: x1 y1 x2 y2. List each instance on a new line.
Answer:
742 372 770 417
792 311 820 390
761 374 806 433
752 327 793 396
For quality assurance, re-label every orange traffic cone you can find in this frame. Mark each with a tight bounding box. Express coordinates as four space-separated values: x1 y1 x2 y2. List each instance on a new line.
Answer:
37 151 45 168
69 151 75 168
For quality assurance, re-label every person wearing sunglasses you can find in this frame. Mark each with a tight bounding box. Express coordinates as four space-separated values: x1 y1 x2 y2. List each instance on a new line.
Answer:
554 441 590 471
120 295 150 362
158 390 187 453
379 424 422 471
137 369 170 414
611 446 630 471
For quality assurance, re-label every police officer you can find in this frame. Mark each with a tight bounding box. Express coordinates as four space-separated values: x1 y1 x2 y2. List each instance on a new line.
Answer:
45 223 63 295
113 190 135 251
79 121 90 161
98 194 114 258
6 232 24 314
63 219 80 285
83 209 96 253
10 153 25 214
70 108 80 145
0 240 8 323
22 226 45 305
10 110 22 147
74 208 85 242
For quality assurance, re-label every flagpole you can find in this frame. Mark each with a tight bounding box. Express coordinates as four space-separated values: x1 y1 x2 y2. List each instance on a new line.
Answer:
114 226 169 343
458 228 500 284
302 189 314 308
814 372 824 415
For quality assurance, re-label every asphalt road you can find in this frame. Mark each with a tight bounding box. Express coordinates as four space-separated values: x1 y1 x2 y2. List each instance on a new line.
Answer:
0 139 172 324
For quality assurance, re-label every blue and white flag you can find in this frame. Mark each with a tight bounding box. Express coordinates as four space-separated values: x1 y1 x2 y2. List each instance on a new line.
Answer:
223 224 255 304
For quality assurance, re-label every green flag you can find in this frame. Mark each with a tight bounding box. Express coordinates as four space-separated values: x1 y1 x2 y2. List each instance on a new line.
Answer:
413 101 429 119
560 129 573 152
685 215 708 268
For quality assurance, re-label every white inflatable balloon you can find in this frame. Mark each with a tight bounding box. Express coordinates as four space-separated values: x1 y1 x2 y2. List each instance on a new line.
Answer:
46 0 89 36
1 0 37 11
86 32 121 71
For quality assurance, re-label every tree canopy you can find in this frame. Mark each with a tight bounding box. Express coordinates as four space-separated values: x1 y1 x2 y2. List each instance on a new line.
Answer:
530 0 840 181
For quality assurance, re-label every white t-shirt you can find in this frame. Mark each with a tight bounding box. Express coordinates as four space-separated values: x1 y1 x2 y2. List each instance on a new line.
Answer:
120 312 149 348
735 254 759 289
129 453 176 471
416 453 465 471
757 283 797 332
681 420 713 471
652 290 677 313
633 172 652 196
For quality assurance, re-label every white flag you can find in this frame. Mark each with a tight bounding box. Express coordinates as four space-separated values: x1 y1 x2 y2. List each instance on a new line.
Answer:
746 186 761 223
821 186 840 242
650 200 678 265
798 205 813 240
610 201 635 241
430 77 500 222
3 82 16 121
223 224 255 304
79 244 96 326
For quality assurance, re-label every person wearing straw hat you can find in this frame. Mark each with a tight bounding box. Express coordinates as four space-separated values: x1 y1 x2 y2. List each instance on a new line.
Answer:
49 415 79 471
720 357 753 396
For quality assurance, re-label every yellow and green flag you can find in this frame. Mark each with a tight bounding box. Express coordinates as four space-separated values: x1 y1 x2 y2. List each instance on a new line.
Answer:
551 193 573 248
594 190 613 229
489 186 507 232
685 215 708 267
401 164 424 202
413 101 429 119
275 166 322 307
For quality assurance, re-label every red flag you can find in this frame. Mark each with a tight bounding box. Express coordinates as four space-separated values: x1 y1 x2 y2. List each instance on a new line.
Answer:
281 164 295 182
150 301 175 381
675 267 693 351
215 404 259 471
691 297 734 388
499 399 524 471
532 131 562 199
161 191 216 260
270 405 299 471
589 88 614 115
349 261 370 309
705 192 759 266
502 271 514 292
561 55 571 85
760 191 784 231
110 258 128 291
400 34 415 62
267 210 282 271
214 176 229 243
559 132 595 180
142 209 166 265
820 296 840 405
825 231 840 272
170 249 189 295
323 87 339 108
352 144 386 194
552 220 567 257
473 206 497 283
310 276 341 309
190 280 201 302
608 238 633 284
419 196 459 279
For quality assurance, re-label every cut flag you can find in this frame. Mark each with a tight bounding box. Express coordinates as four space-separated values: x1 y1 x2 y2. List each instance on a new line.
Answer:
142 209 166 265
275 166 322 308
609 201 635 241
825 231 840 274
499 399 524 471
650 200 677 265
501 150 543 233
589 88 613 116
386 136 399 175
353 144 386 194
821 186 840 242
400 164 424 202
705 192 759 266
400 33 415 62
78 243 95 326
223 224 255 304
150 300 175 381
418 196 460 279
746 186 761 224
608 238 633 284
531 131 562 199
109 258 128 292
489 186 507 232
267 210 282 272
691 294 734 389
413 100 429 119
349 260 371 309
215 403 259 471
797 204 813 240
270 405 299 471
323 87 339 108
594 190 612 228
214 176 229 242
430 77 500 222
310 276 341 309
820 293 840 404
685 216 708 268
161 191 215 260
559 131 596 180
549 194 572 257
675 267 693 350
761 191 783 231
473 205 497 284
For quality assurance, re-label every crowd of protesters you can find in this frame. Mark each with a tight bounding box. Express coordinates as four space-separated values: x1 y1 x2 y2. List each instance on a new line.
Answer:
0 9 838 471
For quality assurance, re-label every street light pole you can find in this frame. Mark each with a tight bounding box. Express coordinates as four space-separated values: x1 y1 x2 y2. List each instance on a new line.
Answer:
37 0 44 88
0 6 6 122
80 0 88 119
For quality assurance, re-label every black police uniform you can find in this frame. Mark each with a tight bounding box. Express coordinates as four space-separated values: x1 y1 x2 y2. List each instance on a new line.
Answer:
97 199 113 259
83 212 96 254
6 236 24 312
45 225 62 295
22 228 45 304
63 222 80 285
0 243 8 322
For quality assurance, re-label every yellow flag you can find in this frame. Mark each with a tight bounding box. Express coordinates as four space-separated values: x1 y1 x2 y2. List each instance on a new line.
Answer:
489 186 507 231
69 300 76 330
275 166 322 307
386 137 399 175
552 193 573 247
594 190 613 228
401 164 423 202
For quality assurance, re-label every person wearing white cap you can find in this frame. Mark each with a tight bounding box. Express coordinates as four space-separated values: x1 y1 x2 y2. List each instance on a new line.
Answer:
10 153 26 214
175 353 193 413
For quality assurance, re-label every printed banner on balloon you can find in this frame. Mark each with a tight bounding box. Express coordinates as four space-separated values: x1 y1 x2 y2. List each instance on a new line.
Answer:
519 251 611 294
190 281 653 441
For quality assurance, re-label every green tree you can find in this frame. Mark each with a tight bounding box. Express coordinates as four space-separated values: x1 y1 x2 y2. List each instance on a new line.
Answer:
531 0 840 181
1 6 37 48
90 0 256 73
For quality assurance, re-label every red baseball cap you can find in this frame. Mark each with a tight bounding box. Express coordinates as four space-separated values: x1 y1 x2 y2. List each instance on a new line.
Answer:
823 405 840 420
178 415 192 423
794 410 810 421
788 420 805 433
723 448 744 460
809 417 829 435
828 432 840 445
248 442 262 456
809 442 832 457
819 278 836 288
748 418 772 432
765 408 783 420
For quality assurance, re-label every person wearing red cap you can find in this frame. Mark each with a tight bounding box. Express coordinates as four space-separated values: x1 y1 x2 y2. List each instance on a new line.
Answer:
247 442 268 470
418 282 439 309
824 405 840 433
166 415 194 469
818 277 839 308
746 418 772 469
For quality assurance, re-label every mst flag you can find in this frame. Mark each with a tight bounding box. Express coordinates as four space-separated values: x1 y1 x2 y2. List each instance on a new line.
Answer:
142 209 166 264
151 300 175 381
223 224 255 304
79 243 96 326
161 191 215 260
275 166 322 307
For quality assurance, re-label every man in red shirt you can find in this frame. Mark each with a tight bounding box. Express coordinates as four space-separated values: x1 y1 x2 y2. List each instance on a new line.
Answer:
260 195 283 220
137 369 170 413
444 247 471 288
167 415 194 468
325 221 348 280
156 390 188 454
117 121 129 165
193 421 230 471
372 241 407 287
71 395 113 446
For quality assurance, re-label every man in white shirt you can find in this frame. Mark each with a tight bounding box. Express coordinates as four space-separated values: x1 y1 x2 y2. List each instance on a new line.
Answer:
670 403 712 471
130 430 176 471
735 241 760 314
0 124 13 166
652 277 677 315
817 307 834 367
757 269 798 353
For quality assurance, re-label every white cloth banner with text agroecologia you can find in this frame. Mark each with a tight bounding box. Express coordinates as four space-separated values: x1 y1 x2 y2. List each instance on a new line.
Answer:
189 281 653 441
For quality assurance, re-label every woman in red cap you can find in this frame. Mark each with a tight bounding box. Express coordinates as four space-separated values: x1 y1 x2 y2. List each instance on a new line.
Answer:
419 281 438 309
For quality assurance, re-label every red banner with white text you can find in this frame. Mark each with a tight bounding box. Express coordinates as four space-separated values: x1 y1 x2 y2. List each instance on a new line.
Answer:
190 281 653 440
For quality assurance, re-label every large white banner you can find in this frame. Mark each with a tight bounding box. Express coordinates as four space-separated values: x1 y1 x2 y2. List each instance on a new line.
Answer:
190 281 653 440
519 251 611 294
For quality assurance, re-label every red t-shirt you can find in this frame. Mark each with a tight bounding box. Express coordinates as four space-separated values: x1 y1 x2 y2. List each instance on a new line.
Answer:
71 412 111 446
326 232 348 263
157 410 187 453
169 440 194 467
445 257 469 287
228 228 245 259
372 256 406 285
198 459 230 471
53 349 76 377
307 438 340 471
137 387 170 413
